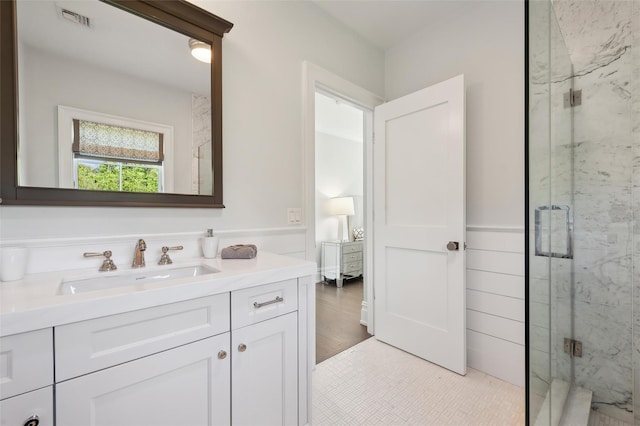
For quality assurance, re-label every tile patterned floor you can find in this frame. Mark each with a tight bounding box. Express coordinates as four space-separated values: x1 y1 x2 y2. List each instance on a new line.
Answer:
313 338 526 425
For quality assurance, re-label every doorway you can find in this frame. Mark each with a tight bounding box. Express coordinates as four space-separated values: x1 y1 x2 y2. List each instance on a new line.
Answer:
314 90 370 363
302 62 384 365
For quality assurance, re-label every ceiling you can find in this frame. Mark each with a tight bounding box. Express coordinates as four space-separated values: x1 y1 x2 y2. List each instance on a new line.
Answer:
310 0 481 50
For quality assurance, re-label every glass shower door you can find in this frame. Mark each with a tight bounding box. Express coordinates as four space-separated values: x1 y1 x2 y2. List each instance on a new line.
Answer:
528 0 575 423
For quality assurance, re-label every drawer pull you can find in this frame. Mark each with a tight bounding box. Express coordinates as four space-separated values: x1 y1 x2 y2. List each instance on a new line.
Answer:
24 415 39 426
238 343 247 352
217 350 227 360
253 296 284 309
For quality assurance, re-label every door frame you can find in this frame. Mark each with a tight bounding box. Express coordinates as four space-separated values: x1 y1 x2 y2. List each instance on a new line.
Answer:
302 62 384 345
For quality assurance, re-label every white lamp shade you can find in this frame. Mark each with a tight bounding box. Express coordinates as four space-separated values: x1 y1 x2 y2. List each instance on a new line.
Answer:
327 196 355 216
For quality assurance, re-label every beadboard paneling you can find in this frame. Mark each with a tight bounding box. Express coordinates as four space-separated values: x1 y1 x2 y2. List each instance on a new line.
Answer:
467 269 524 299
467 289 524 322
467 309 524 345
467 249 524 276
466 229 524 253
467 329 525 387
465 228 525 387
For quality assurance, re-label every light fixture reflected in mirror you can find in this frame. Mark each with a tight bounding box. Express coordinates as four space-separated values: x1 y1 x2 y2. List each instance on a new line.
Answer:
189 38 211 63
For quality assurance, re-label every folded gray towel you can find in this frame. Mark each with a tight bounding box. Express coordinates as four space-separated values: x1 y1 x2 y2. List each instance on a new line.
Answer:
221 244 257 259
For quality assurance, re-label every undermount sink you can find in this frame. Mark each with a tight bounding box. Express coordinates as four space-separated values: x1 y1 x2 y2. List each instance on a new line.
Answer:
58 264 219 295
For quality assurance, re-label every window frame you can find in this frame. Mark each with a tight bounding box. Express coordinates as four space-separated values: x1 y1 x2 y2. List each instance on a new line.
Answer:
56 105 174 193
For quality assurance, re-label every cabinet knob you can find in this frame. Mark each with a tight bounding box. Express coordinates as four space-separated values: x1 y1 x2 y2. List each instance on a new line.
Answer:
24 415 39 426
217 350 227 360
238 343 247 352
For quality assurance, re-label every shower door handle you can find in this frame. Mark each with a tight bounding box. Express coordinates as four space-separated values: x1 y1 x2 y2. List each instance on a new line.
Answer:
534 205 573 259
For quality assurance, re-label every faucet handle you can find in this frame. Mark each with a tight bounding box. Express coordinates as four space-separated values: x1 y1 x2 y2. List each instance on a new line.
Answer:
84 250 117 272
158 246 184 265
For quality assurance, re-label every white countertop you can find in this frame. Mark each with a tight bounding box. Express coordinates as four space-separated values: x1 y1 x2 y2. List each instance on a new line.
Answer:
0 252 315 337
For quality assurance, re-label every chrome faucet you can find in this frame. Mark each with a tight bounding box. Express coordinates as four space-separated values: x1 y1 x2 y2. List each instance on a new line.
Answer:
132 239 147 268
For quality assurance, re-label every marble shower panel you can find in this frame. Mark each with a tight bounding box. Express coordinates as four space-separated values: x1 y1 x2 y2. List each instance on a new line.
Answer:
530 0 638 423
192 93 212 195
550 0 637 422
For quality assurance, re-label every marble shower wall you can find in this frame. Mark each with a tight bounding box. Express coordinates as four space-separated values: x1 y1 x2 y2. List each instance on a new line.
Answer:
551 0 637 422
192 94 212 195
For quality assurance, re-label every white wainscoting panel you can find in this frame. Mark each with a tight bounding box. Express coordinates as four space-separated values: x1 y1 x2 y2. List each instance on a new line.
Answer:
466 228 525 387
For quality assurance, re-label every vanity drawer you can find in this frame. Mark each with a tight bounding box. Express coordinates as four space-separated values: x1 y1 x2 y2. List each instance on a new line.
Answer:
0 386 53 426
0 329 53 400
231 279 298 330
55 293 230 381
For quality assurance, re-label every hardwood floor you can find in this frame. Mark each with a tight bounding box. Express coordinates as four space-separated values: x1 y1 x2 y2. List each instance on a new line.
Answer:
316 277 371 364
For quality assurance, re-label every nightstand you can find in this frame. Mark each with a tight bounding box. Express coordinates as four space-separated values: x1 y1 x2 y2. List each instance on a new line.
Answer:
321 240 363 287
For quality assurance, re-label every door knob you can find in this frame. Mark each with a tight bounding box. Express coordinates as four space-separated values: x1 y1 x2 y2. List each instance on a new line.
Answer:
218 350 227 360
238 343 247 352
447 241 460 251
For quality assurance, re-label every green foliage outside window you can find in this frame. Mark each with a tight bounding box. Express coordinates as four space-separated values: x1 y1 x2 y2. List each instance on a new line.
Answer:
77 162 159 193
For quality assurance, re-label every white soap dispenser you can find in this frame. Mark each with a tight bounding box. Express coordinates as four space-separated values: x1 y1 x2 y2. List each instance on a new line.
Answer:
202 229 220 259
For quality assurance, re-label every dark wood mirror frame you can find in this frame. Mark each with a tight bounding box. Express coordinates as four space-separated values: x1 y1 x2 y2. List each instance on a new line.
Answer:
0 0 232 207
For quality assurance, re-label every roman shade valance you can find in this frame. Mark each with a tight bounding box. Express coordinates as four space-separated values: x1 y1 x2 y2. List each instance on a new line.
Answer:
72 119 164 163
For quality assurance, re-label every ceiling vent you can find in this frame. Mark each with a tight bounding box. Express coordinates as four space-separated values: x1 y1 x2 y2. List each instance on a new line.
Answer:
58 7 91 28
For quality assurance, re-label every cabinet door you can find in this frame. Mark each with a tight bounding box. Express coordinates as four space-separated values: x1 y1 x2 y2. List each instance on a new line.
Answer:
0 329 53 400
0 386 53 426
232 312 297 426
56 333 230 426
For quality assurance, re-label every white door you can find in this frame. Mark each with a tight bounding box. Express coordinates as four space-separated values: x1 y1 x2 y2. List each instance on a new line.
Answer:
56 334 231 426
232 312 298 426
373 75 466 375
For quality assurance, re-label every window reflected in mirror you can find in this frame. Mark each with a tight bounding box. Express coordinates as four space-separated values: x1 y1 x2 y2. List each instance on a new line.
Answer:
72 119 164 193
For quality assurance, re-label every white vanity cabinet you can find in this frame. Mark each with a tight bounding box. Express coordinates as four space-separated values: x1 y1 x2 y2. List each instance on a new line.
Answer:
56 333 231 425
0 255 313 426
54 294 232 426
26 276 311 426
0 329 54 426
231 280 299 425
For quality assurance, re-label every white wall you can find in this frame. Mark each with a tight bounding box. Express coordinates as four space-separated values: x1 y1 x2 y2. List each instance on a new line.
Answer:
0 1 384 241
19 45 194 193
384 1 524 229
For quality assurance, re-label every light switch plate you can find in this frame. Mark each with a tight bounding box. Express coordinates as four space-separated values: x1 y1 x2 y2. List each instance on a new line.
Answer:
287 208 302 225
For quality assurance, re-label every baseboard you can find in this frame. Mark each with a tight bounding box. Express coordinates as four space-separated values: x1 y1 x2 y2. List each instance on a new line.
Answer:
360 301 368 326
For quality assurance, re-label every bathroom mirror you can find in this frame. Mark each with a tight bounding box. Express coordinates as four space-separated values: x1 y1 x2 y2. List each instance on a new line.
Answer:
0 0 232 207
